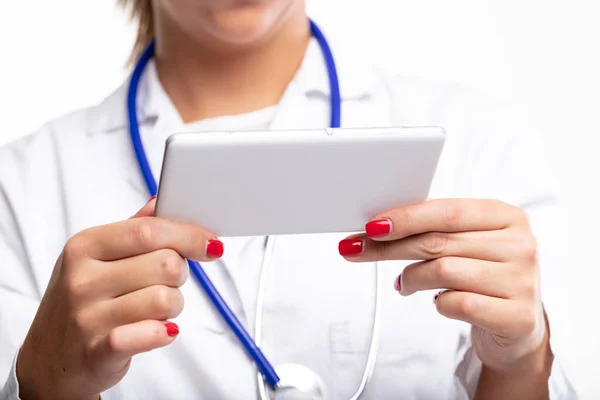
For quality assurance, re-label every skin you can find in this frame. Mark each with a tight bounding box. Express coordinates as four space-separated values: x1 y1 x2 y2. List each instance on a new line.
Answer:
16 0 553 398
17 198 214 399
341 199 553 399
152 0 309 122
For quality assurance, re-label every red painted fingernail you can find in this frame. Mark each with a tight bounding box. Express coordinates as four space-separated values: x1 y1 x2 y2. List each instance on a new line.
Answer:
394 275 402 291
433 291 443 304
165 322 179 336
366 219 392 238
338 239 364 256
148 195 156 203
206 239 224 258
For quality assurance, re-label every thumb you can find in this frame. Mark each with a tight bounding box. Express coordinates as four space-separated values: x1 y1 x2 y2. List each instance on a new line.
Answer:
130 195 156 219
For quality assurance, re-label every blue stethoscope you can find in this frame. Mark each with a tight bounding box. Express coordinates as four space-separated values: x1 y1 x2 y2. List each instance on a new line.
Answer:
127 19 381 399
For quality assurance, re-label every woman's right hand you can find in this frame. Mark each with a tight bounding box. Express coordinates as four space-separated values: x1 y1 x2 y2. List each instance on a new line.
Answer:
16 197 224 400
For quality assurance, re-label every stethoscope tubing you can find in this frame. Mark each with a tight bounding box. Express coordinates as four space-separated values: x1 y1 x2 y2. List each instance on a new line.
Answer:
126 18 341 390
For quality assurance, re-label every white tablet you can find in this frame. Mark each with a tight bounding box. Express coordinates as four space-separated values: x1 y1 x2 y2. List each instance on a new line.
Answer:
155 127 445 237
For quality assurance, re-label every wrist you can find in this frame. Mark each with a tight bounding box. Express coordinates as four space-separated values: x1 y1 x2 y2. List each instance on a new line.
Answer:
481 340 553 382
17 341 56 400
487 308 554 378
17 338 98 400
475 314 554 400
476 348 553 400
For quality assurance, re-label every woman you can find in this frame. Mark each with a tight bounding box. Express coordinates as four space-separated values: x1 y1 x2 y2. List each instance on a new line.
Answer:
0 0 578 399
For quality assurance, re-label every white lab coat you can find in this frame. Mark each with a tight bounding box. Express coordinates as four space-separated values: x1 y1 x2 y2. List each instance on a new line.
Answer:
0 36 578 399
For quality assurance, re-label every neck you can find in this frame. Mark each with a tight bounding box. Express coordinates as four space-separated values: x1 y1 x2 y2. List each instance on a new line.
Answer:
153 9 310 123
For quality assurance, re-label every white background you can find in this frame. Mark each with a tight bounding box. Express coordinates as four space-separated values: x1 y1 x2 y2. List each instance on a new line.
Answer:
1 0 599 397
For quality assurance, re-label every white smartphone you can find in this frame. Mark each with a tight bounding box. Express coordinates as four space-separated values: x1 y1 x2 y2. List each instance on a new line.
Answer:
155 127 445 237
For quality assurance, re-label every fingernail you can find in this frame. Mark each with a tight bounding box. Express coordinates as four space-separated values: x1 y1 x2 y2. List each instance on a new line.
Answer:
148 195 156 203
206 239 224 258
433 290 443 304
366 219 392 238
394 275 402 292
165 322 179 336
338 238 364 257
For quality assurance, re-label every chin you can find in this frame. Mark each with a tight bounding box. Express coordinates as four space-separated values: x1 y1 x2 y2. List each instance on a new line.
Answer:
201 1 295 46
158 0 304 50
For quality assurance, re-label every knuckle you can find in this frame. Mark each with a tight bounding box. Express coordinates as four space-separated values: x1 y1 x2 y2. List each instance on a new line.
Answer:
519 275 539 299
518 233 539 262
152 286 183 319
420 232 448 257
517 306 539 335
431 257 453 281
395 207 413 227
134 219 161 247
62 236 89 262
187 227 205 249
171 290 185 317
72 309 90 332
441 202 464 227
70 303 103 338
106 328 122 354
457 295 478 319
492 199 512 214
65 272 94 299
153 286 173 315
514 207 531 226
158 249 185 285
149 323 164 341
490 199 506 208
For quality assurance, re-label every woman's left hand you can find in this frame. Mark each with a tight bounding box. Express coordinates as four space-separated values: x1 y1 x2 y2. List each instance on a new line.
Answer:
338 199 550 374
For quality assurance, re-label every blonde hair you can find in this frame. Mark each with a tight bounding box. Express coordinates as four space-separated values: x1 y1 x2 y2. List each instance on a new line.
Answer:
119 0 154 64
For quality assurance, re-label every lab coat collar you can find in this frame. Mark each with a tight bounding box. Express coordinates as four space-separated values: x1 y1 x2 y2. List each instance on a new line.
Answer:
87 32 379 135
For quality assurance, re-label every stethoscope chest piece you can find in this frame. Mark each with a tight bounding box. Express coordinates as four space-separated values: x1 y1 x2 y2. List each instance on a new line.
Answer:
269 364 326 400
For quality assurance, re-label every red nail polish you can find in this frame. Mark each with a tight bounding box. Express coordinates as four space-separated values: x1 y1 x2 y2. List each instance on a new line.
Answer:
338 239 364 256
148 195 156 202
206 239 224 258
165 322 179 336
394 275 402 291
366 219 391 238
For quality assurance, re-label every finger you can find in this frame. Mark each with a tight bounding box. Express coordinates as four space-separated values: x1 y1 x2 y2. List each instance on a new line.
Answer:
434 290 535 338
130 196 157 219
94 249 188 297
340 229 522 262
97 285 185 328
398 257 515 298
365 199 525 241
91 320 179 375
76 216 224 262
